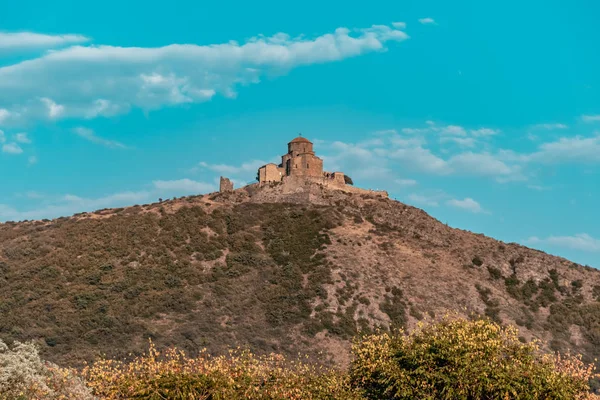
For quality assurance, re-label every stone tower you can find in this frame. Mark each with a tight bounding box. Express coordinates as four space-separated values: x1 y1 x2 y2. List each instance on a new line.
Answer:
219 176 233 192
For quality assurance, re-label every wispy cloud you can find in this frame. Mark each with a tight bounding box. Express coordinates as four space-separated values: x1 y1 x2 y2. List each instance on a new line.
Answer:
527 135 600 164
418 18 436 25
0 109 13 124
407 193 440 207
0 190 150 221
197 159 268 175
527 233 600 253
0 24 409 124
41 98 65 119
2 142 23 154
0 129 4 143
0 32 89 51
152 179 215 193
470 128 500 137
447 197 487 214
532 123 568 130
440 137 476 148
582 115 600 123
395 178 417 187
14 132 31 143
0 176 216 221
73 127 127 149
439 125 467 136
392 22 406 29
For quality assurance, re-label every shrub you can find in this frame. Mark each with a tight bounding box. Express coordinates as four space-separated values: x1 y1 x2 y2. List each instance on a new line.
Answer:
82 340 361 400
0 339 94 400
471 256 483 267
486 266 503 280
350 316 597 399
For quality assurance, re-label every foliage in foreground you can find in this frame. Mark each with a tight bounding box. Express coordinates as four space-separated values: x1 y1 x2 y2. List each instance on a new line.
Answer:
82 342 360 400
0 339 94 400
2 317 598 399
351 316 597 399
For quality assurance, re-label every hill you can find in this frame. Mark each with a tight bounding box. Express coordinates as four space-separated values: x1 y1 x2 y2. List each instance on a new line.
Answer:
0 181 599 371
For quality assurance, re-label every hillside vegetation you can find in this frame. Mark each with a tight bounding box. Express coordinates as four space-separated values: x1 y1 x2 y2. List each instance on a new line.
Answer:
0 184 599 373
1 317 597 399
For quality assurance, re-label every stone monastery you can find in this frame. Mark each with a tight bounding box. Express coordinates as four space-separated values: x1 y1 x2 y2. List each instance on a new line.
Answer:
257 136 346 185
219 136 388 198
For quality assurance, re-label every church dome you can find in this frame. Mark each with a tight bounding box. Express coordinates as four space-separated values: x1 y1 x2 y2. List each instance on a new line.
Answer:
289 136 311 144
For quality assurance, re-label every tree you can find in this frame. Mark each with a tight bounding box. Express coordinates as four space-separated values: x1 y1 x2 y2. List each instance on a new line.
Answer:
350 315 596 399
344 175 354 185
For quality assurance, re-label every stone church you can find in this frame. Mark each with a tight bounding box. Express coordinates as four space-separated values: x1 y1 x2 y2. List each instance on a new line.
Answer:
257 136 345 185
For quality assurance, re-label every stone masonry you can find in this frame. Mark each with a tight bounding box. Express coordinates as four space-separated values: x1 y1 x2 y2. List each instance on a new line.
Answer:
257 136 336 185
219 176 234 192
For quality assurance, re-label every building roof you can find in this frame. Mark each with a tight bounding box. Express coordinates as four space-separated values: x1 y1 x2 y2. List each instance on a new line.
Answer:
289 136 312 144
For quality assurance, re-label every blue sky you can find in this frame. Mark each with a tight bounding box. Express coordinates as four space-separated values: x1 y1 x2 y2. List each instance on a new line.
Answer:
0 0 599 267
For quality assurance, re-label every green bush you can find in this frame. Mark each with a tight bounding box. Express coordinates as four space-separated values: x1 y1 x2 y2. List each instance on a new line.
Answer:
350 316 596 399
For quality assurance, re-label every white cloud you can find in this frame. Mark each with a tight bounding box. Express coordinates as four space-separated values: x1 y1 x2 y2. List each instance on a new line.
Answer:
41 97 65 119
14 132 31 143
0 32 89 51
470 128 500 137
152 178 215 194
389 146 449 174
28 155 37 165
528 135 600 164
0 190 147 221
0 24 409 123
532 123 568 130
440 136 476 148
439 125 467 136
0 109 11 123
447 152 522 180
527 184 551 191
395 178 417 186
582 115 600 123
401 127 430 134
73 127 127 149
392 22 406 29
0 129 4 143
418 18 436 25
85 99 130 118
198 159 267 175
2 142 23 154
527 233 600 253
447 197 486 214
407 193 440 207
373 129 398 135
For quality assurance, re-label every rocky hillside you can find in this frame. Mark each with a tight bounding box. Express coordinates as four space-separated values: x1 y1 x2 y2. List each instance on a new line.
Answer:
1 182 599 370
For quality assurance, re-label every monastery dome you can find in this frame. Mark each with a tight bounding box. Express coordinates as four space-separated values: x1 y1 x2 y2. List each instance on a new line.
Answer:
289 136 312 144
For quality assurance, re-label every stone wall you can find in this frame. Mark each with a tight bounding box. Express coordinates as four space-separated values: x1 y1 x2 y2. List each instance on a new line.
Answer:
258 163 284 184
287 153 323 178
288 141 314 157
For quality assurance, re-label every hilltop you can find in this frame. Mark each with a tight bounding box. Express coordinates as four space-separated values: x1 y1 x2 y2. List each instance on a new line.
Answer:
1 179 599 372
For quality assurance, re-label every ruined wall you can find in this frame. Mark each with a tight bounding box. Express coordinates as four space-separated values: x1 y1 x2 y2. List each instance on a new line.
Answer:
333 172 345 185
219 177 234 192
281 175 388 198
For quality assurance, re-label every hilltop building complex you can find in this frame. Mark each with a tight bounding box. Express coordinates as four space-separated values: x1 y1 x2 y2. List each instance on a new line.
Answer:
219 136 388 198
257 136 345 186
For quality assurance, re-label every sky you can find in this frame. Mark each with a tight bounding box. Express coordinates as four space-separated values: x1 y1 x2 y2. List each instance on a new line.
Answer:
0 0 599 267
